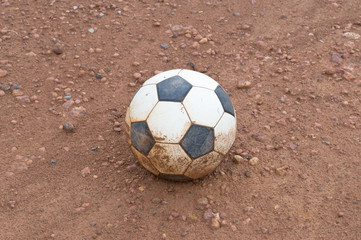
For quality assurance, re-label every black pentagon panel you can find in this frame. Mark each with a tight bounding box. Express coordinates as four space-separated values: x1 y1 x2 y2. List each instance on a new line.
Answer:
157 76 192 102
180 124 214 159
131 121 155 155
158 173 192 182
215 85 235 116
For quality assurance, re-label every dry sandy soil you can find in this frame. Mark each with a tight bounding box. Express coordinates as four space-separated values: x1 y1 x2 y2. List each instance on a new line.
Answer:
1 0 361 239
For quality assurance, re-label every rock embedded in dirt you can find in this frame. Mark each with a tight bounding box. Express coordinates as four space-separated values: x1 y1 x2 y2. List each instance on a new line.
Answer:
337 212 344 217
0 90 5 96
63 122 75 132
276 167 286 176
53 43 64 55
342 32 360 40
323 67 336 75
197 197 209 206
343 72 355 80
237 80 251 89
199 38 208 44
160 43 168 49
233 155 243 163
113 127 121 132
11 83 21 90
249 157 259 166
211 218 220 229
330 54 342 63
96 73 103 79
0 69 8 78
1 84 10 91
81 167 91 176
133 72 141 79
69 106 86 117
240 24 251 30
203 209 213 220
12 90 24 96
16 95 30 103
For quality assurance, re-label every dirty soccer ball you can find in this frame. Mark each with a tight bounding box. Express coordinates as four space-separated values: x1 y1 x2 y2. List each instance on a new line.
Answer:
125 69 236 181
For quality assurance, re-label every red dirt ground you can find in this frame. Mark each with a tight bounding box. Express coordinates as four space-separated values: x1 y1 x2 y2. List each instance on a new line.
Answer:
1 0 360 239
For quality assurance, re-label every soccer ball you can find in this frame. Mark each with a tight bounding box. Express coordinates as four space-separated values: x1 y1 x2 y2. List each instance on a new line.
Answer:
125 69 236 181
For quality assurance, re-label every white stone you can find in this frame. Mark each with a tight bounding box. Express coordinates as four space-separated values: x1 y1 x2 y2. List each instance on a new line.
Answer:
343 32 360 40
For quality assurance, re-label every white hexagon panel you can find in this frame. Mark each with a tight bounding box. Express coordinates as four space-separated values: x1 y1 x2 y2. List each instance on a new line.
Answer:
183 87 224 127
214 113 237 155
184 151 223 179
147 102 191 143
142 69 182 86
178 69 219 90
148 143 192 175
129 85 158 122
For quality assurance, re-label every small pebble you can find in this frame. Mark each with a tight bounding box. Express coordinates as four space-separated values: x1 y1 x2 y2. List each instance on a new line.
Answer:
96 73 103 79
197 197 208 206
50 159 57 165
248 157 259 166
1 84 10 91
0 90 5 96
127 164 137 170
237 81 251 89
69 106 86 117
275 167 286 176
16 95 30 103
81 167 91 175
12 90 24 96
211 218 220 229
199 38 208 44
244 170 251 177
63 122 75 132
133 72 141 79
53 43 64 55
88 28 95 33
342 32 360 40
160 43 168 49
233 155 243 163
324 67 336 75
11 83 21 90
0 69 8 78
203 209 213 220
343 72 355 81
